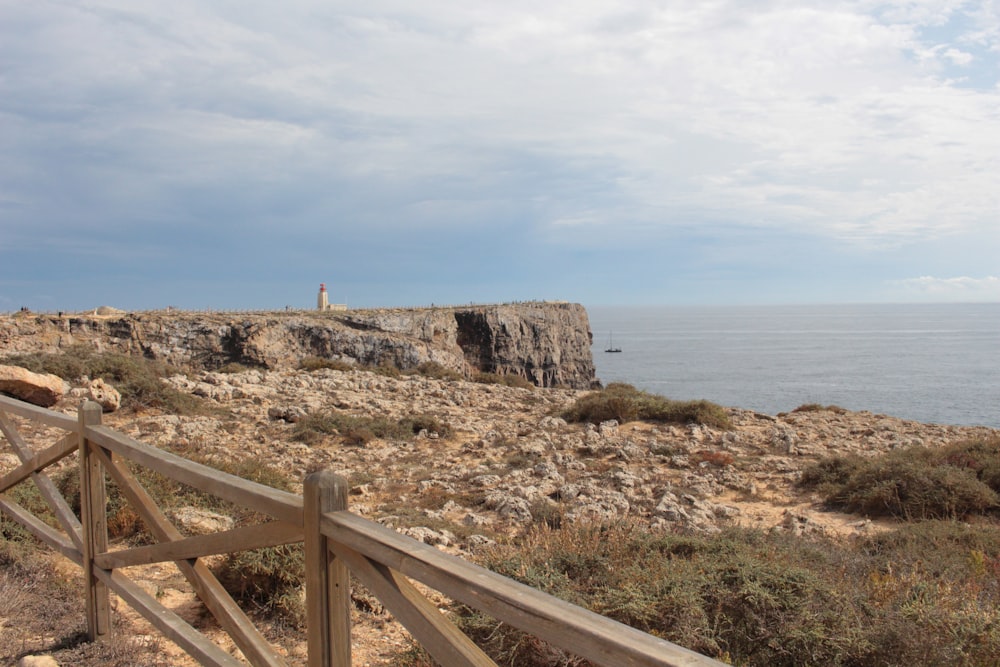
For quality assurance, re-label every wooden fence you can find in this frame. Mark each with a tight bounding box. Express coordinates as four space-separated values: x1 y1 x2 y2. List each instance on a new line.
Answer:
0 394 723 667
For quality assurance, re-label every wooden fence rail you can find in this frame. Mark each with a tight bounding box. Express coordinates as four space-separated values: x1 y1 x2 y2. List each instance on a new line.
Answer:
0 394 723 667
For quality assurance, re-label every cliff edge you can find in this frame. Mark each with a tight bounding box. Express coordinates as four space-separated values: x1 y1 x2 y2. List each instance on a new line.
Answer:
0 302 597 389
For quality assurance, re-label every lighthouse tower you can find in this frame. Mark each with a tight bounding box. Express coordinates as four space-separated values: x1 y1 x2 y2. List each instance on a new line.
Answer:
317 283 329 310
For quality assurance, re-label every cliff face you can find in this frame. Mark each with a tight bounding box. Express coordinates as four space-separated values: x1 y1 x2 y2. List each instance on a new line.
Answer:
0 303 597 389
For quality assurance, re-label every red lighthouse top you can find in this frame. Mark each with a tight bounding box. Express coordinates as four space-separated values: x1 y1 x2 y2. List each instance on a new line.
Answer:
319 283 326 292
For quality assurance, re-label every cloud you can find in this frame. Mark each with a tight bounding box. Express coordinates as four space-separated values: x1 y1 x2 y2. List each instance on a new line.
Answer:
888 276 1000 301
1 1 999 308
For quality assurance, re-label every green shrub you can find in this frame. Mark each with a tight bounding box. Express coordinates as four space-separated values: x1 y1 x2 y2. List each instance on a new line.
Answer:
798 454 867 496
791 403 847 414
474 372 535 389
412 361 463 381
371 362 402 378
461 524 861 666
448 520 1000 667
215 362 252 374
562 383 731 429
0 475 52 544
214 544 305 628
403 413 452 438
801 439 1000 520
297 356 354 372
292 410 451 445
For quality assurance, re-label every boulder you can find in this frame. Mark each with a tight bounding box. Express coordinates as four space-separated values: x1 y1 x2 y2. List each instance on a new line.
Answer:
87 378 121 412
0 365 67 407
169 507 236 536
18 657 59 667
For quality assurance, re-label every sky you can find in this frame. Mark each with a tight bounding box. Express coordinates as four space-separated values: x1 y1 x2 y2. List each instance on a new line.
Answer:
1 0 999 312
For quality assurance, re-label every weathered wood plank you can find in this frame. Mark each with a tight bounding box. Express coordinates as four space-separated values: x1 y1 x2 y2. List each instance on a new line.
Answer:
99 449 289 667
0 410 83 550
79 402 110 640
331 542 497 667
95 521 303 569
98 568 245 667
0 431 77 493
322 511 725 667
87 424 303 526
304 471 351 667
0 495 82 565
0 395 78 430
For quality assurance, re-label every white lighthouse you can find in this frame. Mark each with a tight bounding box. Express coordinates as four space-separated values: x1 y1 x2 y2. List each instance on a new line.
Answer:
316 283 347 311
317 283 329 310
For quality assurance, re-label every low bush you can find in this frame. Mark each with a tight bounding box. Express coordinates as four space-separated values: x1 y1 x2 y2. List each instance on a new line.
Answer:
297 356 354 372
0 475 50 544
411 361 463 381
791 403 848 414
293 410 451 445
371 362 402 378
562 383 731 429
449 520 1000 667
474 372 535 389
214 544 306 629
801 437 1000 520
215 362 254 374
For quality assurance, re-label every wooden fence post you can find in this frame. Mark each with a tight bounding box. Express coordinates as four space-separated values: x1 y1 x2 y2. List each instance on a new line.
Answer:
305 471 351 667
79 401 110 640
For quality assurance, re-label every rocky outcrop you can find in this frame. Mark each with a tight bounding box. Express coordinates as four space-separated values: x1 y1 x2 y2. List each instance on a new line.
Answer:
86 378 121 412
0 364 67 407
135 367 996 537
0 303 596 389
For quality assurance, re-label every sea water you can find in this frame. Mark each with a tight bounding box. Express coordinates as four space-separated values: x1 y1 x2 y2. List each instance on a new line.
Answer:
587 303 1000 429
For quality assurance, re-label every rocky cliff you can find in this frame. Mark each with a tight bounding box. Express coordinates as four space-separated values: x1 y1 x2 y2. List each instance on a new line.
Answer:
0 302 597 389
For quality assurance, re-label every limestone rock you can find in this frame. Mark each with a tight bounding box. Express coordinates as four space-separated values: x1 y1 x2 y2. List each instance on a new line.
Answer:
87 377 121 412
0 303 597 388
402 526 454 546
485 492 533 523
268 405 308 422
0 364 67 407
169 507 236 535
654 491 739 533
18 657 59 667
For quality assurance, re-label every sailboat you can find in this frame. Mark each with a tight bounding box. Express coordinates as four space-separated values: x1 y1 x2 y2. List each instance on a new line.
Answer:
605 332 622 353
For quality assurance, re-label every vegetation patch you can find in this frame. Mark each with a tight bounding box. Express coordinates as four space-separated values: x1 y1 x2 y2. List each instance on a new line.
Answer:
800 436 1000 520
1 530 169 666
2 345 208 414
562 383 731 429
214 544 306 629
474 372 535 389
441 520 1000 667
215 362 255 374
297 356 354 372
292 410 451 446
411 361 463 381
791 403 848 414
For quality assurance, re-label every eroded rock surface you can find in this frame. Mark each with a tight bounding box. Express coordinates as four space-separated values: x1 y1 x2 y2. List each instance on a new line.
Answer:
79 366 999 538
0 303 596 389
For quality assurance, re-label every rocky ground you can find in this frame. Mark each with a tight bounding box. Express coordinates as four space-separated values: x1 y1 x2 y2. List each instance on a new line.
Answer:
3 365 998 665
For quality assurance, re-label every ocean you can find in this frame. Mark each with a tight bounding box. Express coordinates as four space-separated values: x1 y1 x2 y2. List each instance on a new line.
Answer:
587 303 1000 429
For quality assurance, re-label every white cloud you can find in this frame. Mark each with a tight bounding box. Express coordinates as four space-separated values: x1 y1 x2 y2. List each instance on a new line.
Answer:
943 47 974 65
2 1 999 256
